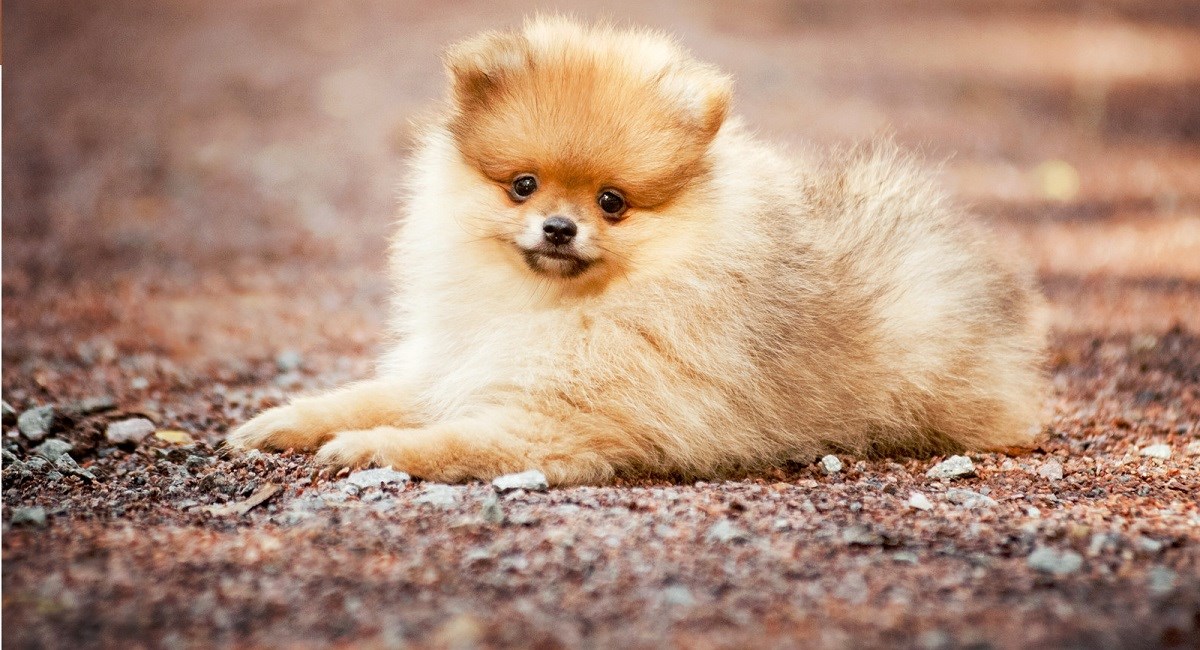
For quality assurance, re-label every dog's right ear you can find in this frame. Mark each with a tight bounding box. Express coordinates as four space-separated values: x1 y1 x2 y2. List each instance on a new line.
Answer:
443 31 528 108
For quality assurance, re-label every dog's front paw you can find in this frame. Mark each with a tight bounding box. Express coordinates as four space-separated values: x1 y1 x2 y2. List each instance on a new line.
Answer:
313 429 386 469
227 404 331 452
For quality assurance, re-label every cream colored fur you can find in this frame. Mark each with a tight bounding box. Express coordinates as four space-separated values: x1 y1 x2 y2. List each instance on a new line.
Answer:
229 17 1047 485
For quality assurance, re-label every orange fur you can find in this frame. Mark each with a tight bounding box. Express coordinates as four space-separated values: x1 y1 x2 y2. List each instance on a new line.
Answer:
228 17 1047 485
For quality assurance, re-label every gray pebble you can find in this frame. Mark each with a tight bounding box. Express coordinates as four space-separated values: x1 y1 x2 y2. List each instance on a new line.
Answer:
67 395 117 416
1147 565 1177 595
660 585 695 607
1037 459 1064 481
945 488 998 509
10 506 48 527
2 448 21 467
907 492 934 510
2 401 16 425
1027 546 1083 575
18 406 55 441
1136 536 1164 554
54 454 96 482
345 467 411 489
185 455 209 470
480 493 506 524
705 519 749 544
25 457 50 473
105 418 156 445
926 455 976 480
1139 444 1171 460
34 439 74 462
275 494 330 525
820 454 843 474
492 470 549 493
842 525 885 546
413 484 461 508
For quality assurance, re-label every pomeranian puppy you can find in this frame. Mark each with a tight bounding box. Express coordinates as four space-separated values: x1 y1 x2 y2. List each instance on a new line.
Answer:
229 17 1046 485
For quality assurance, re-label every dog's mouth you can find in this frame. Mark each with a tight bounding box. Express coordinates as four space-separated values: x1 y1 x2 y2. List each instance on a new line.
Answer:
520 245 593 278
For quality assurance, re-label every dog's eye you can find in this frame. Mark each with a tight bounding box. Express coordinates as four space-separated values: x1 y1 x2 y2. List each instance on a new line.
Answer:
511 174 538 200
597 189 626 217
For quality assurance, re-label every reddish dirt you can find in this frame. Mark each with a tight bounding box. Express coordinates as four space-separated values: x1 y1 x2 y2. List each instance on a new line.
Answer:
3 2 1199 648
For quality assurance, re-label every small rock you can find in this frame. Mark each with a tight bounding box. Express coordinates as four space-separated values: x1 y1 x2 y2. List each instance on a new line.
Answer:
155 430 194 445
660 585 695 607
185 455 209 470
1185 441 1200 456
413 484 461 508
54 454 96 482
945 488 998 509
33 439 74 461
820 454 843 474
842 525 885 546
492 470 549 492
480 492 505 524
1147 565 1177 595
2 401 16 425
25 457 50 473
275 350 304 372
345 467 411 489
1037 459 1064 481
277 493 331 524
66 395 117 416
926 455 976 479
1027 547 1083 575
202 484 281 517
105 418 156 445
705 519 749 544
907 492 934 511
17 406 55 441
1087 532 1118 556
1139 444 1171 460
10 506 47 527
1136 536 1164 554
463 548 493 563
130 377 150 390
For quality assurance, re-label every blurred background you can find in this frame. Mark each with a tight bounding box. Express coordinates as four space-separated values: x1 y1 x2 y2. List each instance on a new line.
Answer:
4 0 1199 373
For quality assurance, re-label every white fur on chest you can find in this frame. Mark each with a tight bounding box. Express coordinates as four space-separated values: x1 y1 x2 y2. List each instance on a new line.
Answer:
382 274 584 421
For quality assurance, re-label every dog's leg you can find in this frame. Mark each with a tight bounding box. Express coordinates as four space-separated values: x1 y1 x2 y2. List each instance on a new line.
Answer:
313 406 640 486
227 378 418 452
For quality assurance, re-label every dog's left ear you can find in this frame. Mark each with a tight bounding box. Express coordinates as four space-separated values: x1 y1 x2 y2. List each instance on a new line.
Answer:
443 30 528 108
659 63 732 140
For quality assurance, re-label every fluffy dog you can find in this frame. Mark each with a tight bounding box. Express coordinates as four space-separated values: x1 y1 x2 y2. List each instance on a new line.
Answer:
229 17 1047 485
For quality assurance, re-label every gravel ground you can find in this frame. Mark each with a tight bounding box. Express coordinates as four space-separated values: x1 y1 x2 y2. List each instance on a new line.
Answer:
4 1 1199 648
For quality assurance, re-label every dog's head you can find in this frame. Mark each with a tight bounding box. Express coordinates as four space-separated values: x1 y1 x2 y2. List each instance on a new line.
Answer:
439 17 732 282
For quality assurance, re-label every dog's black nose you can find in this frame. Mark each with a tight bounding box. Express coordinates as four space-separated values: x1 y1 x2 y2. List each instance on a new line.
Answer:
542 216 577 245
